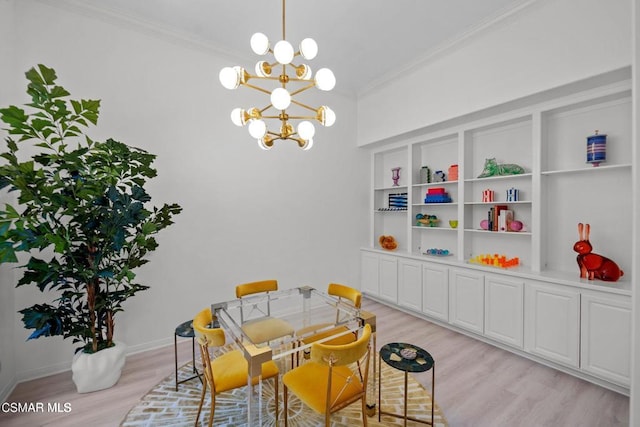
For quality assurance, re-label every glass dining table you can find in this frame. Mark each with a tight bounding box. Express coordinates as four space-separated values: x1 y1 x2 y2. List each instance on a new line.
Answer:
211 285 376 425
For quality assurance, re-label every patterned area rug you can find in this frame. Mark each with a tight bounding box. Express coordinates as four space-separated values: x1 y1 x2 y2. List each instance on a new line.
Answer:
121 359 448 426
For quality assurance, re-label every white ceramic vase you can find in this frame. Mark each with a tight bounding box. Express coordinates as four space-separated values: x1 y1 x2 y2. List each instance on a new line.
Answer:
71 341 127 393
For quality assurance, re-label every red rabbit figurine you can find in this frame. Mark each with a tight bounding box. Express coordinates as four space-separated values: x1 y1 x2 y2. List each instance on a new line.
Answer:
573 223 624 282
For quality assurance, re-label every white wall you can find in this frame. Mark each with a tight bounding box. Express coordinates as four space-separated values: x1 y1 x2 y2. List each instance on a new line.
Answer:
0 0 366 389
357 0 632 146
631 0 639 423
0 0 18 403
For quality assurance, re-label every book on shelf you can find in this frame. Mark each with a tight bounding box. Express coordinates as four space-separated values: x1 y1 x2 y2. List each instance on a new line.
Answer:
487 204 509 231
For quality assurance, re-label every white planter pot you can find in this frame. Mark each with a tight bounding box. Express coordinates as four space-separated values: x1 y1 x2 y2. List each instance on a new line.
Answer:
72 341 127 393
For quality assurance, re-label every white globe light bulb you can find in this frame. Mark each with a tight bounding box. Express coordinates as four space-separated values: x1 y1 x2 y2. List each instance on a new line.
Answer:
321 106 336 127
315 68 336 91
299 38 318 60
250 33 270 55
248 119 267 139
230 108 245 126
257 138 272 150
255 61 271 77
271 88 291 110
296 64 312 80
219 66 241 90
297 121 315 140
273 40 294 65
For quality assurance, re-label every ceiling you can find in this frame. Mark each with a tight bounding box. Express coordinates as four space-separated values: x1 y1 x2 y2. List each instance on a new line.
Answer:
69 0 528 95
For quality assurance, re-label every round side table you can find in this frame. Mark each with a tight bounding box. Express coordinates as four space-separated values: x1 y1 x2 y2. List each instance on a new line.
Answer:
379 342 435 426
174 320 202 391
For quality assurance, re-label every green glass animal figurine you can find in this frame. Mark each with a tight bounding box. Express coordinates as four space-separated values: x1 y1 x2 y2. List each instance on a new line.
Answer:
477 158 525 178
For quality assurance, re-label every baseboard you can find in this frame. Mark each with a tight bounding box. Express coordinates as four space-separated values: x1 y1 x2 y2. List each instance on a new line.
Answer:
12 337 175 387
0 376 17 404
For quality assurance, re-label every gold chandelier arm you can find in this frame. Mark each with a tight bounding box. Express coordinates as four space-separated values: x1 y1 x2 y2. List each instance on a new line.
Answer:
284 115 317 120
288 82 316 97
290 98 317 112
242 82 274 96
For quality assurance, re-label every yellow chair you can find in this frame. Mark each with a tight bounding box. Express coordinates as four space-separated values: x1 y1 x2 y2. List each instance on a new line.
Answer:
192 308 279 427
296 283 362 364
283 323 372 427
236 279 294 344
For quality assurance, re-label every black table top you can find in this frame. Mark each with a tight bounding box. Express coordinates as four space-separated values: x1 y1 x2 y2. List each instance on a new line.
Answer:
380 342 434 373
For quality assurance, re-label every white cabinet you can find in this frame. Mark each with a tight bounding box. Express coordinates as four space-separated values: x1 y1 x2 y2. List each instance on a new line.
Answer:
360 251 398 303
581 292 631 386
398 258 422 311
379 255 398 303
422 263 449 322
525 281 580 368
361 251 380 296
449 268 484 334
484 275 524 349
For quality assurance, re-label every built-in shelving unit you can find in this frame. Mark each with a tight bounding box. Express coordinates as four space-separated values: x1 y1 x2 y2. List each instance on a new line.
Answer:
362 69 633 395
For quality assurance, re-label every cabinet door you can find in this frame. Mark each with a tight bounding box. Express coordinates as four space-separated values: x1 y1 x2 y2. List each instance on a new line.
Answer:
525 281 579 368
581 292 631 386
484 275 524 349
398 259 422 311
378 255 398 303
449 268 484 334
360 252 379 296
422 263 449 322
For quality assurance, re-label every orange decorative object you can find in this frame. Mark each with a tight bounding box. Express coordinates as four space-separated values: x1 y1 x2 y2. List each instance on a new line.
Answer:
378 235 398 251
469 253 520 268
574 223 623 282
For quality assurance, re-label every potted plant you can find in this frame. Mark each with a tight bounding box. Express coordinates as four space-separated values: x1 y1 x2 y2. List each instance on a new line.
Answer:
0 64 181 392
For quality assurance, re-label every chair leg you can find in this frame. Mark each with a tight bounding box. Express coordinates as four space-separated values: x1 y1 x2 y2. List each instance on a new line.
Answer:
174 333 179 391
361 396 368 427
208 390 215 427
283 384 288 427
274 376 279 424
195 380 206 426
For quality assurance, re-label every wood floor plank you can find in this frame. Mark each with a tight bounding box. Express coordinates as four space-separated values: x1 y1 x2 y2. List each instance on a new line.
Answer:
0 297 630 426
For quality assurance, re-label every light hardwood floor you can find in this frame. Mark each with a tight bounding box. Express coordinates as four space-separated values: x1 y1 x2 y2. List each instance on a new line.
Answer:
0 297 629 426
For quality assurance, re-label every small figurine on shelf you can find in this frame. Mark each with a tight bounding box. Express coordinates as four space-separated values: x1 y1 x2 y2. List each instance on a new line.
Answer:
477 158 525 178
482 189 494 203
420 166 431 184
573 223 623 282
391 167 401 186
416 213 439 227
469 253 520 268
448 164 458 181
506 188 519 202
586 130 606 167
433 170 446 182
379 235 398 251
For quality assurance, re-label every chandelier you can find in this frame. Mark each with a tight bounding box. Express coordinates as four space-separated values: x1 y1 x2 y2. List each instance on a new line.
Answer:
218 0 336 150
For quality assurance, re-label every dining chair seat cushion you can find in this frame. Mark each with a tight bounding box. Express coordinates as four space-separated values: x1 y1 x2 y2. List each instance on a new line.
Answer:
301 325 356 347
241 317 294 343
212 349 279 393
282 363 362 414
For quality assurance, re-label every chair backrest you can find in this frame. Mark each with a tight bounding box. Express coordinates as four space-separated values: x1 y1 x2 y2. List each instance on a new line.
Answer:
327 283 362 309
310 324 371 367
328 283 361 324
235 279 278 323
193 308 226 348
235 279 278 298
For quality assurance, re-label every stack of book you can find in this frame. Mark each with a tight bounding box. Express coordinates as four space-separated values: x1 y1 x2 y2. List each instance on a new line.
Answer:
424 188 452 203
487 205 513 232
